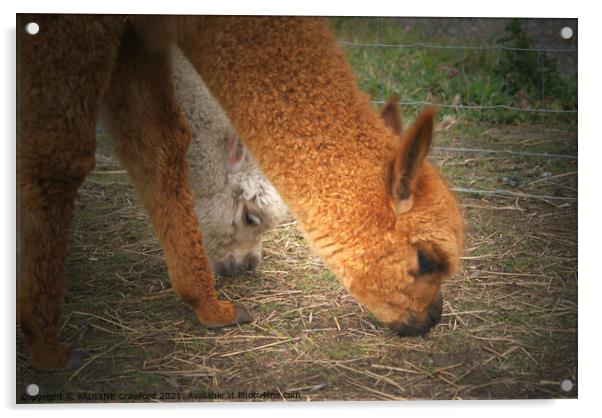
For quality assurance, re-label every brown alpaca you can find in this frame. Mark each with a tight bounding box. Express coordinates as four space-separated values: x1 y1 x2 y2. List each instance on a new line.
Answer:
17 15 463 369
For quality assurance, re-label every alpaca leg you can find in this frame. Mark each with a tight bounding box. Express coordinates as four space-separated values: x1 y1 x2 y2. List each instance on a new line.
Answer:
17 15 122 369
102 28 251 327
18 154 95 369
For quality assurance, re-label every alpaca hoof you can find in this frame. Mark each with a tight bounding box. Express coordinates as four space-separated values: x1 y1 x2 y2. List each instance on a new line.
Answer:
29 348 87 372
234 305 253 324
65 350 88 369
196 302 253 328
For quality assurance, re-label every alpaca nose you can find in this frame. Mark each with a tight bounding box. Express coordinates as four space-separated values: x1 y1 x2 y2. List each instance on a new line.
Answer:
214 256 237 277
393 294 443 337
214 254 261 277
243 253 260 272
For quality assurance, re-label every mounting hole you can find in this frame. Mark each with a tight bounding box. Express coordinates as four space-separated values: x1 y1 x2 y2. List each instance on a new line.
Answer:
26 383 39 396
560 379 573 392
25 22 39 35
560 26 573 40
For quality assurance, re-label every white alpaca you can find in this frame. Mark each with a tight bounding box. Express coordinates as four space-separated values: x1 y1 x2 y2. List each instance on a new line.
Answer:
172 48 288 276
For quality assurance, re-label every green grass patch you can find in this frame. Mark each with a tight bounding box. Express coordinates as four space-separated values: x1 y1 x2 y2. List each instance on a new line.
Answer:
301 271 339 292
329 18 577 125
323 340 364 361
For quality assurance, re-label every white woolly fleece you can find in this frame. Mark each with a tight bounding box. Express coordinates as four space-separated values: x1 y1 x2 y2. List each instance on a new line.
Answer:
172 48 288 266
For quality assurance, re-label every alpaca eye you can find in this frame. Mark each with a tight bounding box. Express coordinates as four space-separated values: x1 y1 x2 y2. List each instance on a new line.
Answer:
244 211 261 226
417 251 442 276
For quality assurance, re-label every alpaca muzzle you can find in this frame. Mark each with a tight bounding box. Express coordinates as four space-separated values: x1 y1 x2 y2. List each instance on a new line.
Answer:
214 253 261 277
392 292 443 337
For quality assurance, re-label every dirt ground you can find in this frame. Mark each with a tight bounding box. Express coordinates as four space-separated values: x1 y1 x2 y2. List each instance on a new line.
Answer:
16 116 577 402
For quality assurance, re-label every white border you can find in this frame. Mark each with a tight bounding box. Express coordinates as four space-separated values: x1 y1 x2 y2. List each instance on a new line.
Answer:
2 1 599 417
8 0 583 17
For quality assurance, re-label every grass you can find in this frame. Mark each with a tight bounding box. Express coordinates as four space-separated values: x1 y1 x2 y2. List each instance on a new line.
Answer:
16 17 577 402
16 119 578 401
330 17 577 125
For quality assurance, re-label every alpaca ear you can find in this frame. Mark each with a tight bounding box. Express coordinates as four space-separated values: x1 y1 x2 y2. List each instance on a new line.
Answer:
381 96 402 136
225 128 246 173
388 107 436 215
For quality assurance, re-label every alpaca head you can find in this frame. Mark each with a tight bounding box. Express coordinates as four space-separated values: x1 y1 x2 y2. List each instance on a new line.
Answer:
340 100 464 336
196 129 288 277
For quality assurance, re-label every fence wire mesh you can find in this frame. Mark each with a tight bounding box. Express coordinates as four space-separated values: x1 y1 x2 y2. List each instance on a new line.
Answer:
335 17 577 205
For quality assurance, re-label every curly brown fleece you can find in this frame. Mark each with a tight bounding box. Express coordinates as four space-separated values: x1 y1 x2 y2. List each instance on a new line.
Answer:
17 15 463 369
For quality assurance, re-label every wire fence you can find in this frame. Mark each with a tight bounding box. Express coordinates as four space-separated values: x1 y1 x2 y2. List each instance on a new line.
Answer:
371 99 578 114
338 17 578 204
339 40 578 54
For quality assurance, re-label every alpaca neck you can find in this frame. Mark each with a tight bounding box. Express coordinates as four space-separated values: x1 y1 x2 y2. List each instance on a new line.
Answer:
178 16 397 279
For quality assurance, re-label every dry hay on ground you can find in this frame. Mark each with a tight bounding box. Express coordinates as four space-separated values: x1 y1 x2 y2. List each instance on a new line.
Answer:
17 121 577 401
